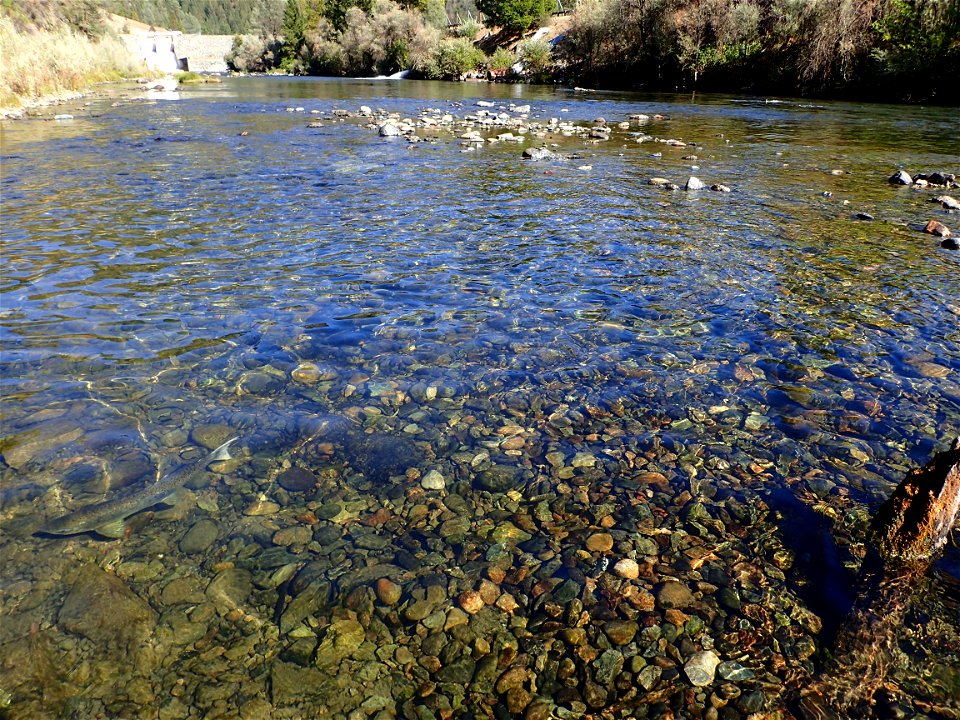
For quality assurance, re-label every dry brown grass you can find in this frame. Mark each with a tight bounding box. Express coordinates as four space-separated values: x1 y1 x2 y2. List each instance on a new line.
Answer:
0 17 145 108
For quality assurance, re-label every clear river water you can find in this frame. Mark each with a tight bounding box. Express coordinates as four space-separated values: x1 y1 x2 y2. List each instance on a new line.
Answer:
1 77 958 720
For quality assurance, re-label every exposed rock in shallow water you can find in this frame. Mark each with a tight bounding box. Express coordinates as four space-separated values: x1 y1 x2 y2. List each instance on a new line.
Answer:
888 169 913 185
872 437 960 565
924 219 952 237
522 147 558 161
378 123 401 137
933 194 960 210
655 581 694 608
799 438 960 718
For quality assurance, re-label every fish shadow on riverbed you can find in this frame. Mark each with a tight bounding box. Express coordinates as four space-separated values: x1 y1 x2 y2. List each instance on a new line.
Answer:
763 487 859 641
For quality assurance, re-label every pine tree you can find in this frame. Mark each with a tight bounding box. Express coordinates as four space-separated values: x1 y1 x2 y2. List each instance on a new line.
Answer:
281 0 306 69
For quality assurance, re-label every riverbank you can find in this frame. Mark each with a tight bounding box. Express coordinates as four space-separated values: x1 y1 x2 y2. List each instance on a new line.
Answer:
0 17 145 116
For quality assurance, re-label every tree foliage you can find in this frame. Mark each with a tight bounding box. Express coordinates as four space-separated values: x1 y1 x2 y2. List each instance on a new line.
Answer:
424 35 483 76
306 0 438 74
559 0 959 102
476 0 551 31
3 0 106 36
280 0 306 68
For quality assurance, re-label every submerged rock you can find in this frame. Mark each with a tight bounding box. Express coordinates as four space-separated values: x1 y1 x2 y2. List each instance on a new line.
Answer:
684 650 721 686
277 466 316 492
59 564 157 656
475 464 522 492
343 432 421 482
315 619 365 667
179 518 219 554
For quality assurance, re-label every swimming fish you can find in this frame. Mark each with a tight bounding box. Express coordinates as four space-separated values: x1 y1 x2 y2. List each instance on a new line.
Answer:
39 437 237 538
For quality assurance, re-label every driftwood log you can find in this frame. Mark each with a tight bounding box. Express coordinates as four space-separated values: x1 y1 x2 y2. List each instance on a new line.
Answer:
798 437 960 719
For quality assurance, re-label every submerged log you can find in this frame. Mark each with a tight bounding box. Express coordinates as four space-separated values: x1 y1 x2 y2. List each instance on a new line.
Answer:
798 437 960 719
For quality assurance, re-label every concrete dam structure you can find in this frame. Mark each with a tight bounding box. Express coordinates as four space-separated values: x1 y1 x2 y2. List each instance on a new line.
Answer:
122 31 188 73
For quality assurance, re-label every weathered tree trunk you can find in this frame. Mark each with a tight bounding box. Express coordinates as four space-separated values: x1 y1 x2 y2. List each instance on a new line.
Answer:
798 437 960 719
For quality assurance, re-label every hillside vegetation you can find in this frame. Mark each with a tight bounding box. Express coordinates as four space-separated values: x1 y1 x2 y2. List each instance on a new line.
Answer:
3 0 955 103
0 0 145 109
103 0 282 35
217 0 958 102
560 0 960 102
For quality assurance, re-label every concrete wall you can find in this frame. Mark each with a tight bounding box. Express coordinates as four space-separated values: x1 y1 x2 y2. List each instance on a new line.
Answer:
175 35 236 73
121 32 234 74
122 32 185 73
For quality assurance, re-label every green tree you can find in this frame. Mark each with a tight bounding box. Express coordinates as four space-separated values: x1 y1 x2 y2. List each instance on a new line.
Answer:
476 0 551 31
281 0 306 68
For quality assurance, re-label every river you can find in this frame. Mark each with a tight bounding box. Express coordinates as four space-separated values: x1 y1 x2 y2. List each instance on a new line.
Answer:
1 77 958 719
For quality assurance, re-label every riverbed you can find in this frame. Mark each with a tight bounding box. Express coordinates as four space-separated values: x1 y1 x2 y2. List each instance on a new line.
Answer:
1 77 958 719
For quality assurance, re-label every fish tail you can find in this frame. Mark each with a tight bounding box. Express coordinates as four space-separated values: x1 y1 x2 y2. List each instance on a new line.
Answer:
209 437 238 463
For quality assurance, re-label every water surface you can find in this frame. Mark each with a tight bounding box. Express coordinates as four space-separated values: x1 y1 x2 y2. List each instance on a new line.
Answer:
1 77 958 719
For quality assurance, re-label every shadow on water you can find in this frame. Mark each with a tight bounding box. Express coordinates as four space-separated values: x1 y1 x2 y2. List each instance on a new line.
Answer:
762 487 858 641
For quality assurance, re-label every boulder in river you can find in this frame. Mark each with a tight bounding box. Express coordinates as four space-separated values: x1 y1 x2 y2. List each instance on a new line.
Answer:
799 437 960 718
522 147 558 161
379 123 401 137
933 194 959 210
888 169 913 185
924 219 952 237
872 436 960 565
917 171 954 186
685 176 705 190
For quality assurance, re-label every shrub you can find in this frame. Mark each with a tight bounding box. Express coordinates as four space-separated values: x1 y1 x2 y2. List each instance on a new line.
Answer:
517 37 552 78
424 36 484 78
226 34 283 72
487 45 515 71
175 70 203 83
306 0 439 76
456 17 483 38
